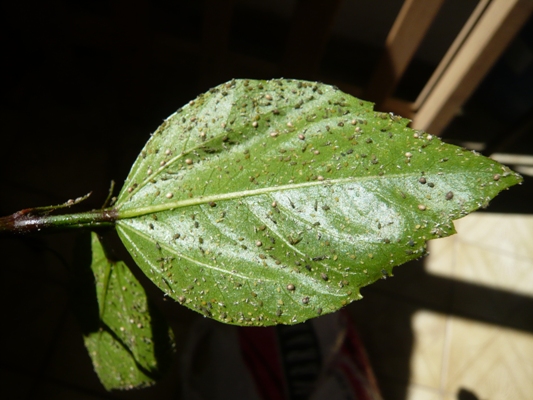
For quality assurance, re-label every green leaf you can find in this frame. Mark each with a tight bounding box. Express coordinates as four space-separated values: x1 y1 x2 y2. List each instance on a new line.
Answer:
82 232 173 390
114 79 522 326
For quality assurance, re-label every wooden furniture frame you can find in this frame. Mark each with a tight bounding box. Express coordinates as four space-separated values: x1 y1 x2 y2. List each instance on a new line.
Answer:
365 0 533 135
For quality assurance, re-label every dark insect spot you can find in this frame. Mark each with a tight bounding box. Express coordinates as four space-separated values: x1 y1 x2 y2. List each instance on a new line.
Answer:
199 307 212 317
288 236 301 245
445 191 454 200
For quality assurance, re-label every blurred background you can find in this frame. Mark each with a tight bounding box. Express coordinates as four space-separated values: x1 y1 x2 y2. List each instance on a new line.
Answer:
1 1 532 399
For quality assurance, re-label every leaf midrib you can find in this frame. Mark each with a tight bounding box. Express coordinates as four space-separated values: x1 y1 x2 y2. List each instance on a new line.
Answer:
117 176 364 218
116 169 474 219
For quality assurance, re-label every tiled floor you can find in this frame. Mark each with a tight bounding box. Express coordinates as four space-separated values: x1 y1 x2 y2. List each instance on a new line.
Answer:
406 213 533 400
348 212 533 400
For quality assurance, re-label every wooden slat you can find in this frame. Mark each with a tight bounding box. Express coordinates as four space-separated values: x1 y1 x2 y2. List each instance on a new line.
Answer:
411 0 533 135
364 0 445 107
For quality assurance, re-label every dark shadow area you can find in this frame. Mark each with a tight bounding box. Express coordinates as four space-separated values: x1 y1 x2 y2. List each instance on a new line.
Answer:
230 3 291 63
356 259 533 335
457 387 480 400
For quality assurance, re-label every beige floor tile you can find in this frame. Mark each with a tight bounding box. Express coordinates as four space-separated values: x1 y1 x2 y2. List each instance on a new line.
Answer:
405 384 442 400
426 234 456 277
453 214 533 260
447 213 533 331
444 317 533 400
452 241 533 296
410 311 447 388
428 213 533 280
440 387 482 400
413 212 533 400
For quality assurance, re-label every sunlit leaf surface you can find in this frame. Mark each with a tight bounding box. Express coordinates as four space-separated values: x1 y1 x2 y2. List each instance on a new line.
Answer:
83 232 172 390
115 79 522 326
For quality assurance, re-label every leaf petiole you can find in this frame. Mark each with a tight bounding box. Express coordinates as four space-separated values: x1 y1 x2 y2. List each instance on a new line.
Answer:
0 206 118 234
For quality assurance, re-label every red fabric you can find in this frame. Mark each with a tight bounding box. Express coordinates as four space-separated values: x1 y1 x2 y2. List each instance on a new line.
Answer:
238 327 286 400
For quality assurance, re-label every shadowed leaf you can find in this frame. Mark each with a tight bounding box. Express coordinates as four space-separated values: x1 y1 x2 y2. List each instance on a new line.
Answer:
82 232 173 390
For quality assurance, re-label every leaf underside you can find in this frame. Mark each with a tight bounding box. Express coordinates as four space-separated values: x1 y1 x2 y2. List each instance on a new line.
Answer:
83 232 172 390
114 79 522 327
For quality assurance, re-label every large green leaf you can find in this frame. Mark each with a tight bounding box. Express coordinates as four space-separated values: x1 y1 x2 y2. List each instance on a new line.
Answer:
114 79 522 326
82 232 173 390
